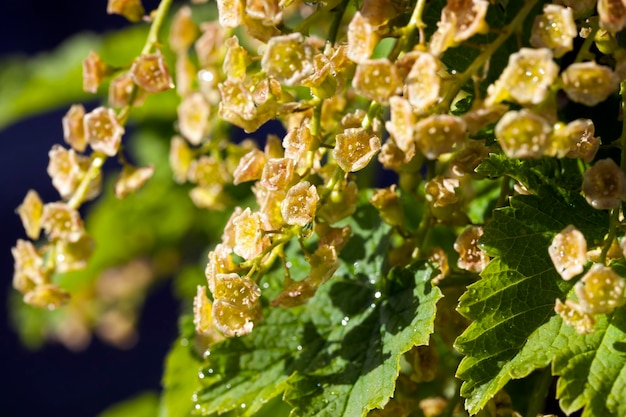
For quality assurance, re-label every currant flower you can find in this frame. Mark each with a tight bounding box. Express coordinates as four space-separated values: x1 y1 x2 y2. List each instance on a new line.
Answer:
83 106 124 156
404 52 441 113
130 52 174 93
561 62 620 106
195 22 225 67
174 54 196 98
317 180 358 224
548 225 587 281
582 158 626 210
41 203 85 243
370 186 403 227
443 0 489 43
425 176 459 208
193 286 225 343
495 110 552 159
107 0 145 22
205 244 236 294
283 119 315 172
216 0 244 28
82 50 109 94
261 33 315 86
333 128 381 172
62 104 87 152
218 80 261 133
386 96 415 154
17 190 44 240
212 273 262 337
169 136 193 183
233 148 266 185
549 119 598 161
353 59 401 105
178 92 210 145
188 156 229 186
246 0 282 26
347 12 378 63
461 105 508 136
12 239 46 293
223 36 250 82
260 157 295 191
530 4 577 58
360 0 397 27
598 0 626 33
47 145 101 201
414 115 466 160
454 225 489 273
232 208 267 260
190 184 229 210
169 6 198 54
575 264 625 314
280 181 319 227
54 234 95 273
485 48 558 106
555 299 596 334
108 72 147 108
23 284 71 311
114 165 155 199
256 187 287 230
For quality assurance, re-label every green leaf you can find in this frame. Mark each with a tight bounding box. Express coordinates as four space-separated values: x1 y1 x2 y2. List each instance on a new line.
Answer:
285 264 442 417
0 24 177 131
159 317 201 417
475 154 583 196
455 188 608 414
195 204 442 416
553 307 626 417
97 392 159 417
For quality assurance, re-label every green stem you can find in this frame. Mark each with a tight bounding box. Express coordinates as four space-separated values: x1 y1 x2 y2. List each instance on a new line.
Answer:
142 0 174 54
438 0 539 110
328 0 350 45
575 21 599 63
68 152 106 209
525 367 553 417
70 0 174 210
408 0 427 45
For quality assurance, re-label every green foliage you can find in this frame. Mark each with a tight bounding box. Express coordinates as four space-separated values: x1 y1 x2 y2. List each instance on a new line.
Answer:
455 187 608 413
194 206 441 416
7 1 626 416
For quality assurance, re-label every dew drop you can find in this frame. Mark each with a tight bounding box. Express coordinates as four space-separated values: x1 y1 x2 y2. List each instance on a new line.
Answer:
286 261 293 268
198 371 205 379
241 403 247 409
341 316 350 326
374 291 381 299
297 345 303 351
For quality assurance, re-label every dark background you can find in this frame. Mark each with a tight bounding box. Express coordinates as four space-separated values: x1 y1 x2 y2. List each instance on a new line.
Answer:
0 1 179 416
